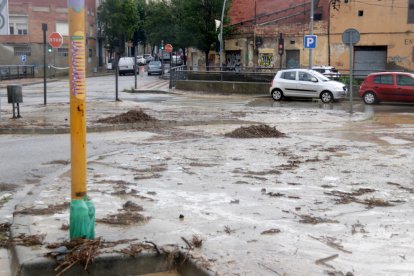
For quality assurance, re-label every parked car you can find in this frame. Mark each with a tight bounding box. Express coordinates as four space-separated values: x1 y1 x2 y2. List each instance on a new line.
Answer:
143 54 153 63
147 61 163 76
118 57 136 76
358 72 414 104
136 55 146 65
269 69 347 103
171 55 183 66
312 65 341 79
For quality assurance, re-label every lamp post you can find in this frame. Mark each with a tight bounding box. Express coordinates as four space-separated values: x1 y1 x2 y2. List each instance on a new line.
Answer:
219 0 227 71
309 0 314 68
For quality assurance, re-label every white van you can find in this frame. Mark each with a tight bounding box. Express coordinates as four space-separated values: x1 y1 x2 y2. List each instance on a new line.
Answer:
118 57 136 76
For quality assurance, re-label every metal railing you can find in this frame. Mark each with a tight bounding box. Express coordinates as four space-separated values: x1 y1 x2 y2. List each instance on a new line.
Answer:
169 65 278 89
0 65 35 81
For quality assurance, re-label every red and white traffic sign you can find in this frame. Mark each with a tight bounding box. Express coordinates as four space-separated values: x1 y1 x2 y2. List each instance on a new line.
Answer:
49 32 63 48
165 43 173 53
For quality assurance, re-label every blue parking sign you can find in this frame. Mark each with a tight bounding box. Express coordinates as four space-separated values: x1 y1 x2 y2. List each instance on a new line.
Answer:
304 35 317 49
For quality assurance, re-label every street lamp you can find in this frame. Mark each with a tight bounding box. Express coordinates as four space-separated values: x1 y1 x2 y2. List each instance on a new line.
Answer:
219 0 227 71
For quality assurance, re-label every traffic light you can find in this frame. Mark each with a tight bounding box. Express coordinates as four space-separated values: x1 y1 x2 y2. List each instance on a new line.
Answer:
48 45 52 53
278 33 284 55
160 40 164 51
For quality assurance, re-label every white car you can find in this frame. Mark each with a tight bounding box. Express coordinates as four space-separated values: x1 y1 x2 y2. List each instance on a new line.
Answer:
118 57 136 76
269 69 347 103
136 55 146 65
312 65 341 79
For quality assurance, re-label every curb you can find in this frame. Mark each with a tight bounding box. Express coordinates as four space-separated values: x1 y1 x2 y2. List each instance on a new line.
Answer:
0 119 245 135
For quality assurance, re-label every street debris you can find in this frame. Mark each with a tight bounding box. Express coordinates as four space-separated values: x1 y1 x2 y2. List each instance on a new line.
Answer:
121 201 144 212
97 109 157 124
13 202 70 215
47 238 102 276
224 124 285 138
0 223 11 248
260 228 281 235
12 233 45 246
315 254 339 269
298 214 339 225
96 211 149 225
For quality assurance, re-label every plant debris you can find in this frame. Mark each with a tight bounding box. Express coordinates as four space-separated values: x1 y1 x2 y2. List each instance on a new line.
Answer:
12 233 45 246
97 109 157 124
298 214 339 225
0 223 11 248
121 201 144 212
224 124 285 138
14 202 70 216
261 228 281 235
47 238 102 276
96 211 149 225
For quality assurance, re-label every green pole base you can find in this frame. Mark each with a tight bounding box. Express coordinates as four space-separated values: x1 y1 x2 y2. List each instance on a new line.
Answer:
70 197 95 240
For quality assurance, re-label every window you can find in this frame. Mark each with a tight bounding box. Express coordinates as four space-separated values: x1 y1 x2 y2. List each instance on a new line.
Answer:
58 48 68 57
299 72 313 81
56 22 69 36
9 15 28 35
396 75 414 86
358 10 364 16
14 46 31 56
281 71 296 80
374 75 393 85
409 0 414 23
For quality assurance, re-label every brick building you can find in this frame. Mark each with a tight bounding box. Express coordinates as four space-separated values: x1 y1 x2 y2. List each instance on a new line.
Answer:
0 0 98 76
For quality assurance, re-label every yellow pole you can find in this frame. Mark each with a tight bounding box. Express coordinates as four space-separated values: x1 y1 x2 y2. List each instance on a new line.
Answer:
68 0 94 240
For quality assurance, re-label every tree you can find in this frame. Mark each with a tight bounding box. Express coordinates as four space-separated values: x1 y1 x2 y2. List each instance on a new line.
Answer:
182 0 231 68
144 1 174 51
98 0 139 57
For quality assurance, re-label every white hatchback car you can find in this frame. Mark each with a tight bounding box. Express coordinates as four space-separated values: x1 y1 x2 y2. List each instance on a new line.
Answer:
269 69 347 103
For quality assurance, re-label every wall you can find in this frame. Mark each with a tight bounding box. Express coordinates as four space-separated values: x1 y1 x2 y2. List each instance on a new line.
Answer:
330 0 414 72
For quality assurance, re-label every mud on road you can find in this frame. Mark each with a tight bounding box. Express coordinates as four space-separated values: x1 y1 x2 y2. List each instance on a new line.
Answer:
2 92 414 275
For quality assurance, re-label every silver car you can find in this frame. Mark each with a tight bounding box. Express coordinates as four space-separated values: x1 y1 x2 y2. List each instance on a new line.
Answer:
269 69 347 103
147 61 162 76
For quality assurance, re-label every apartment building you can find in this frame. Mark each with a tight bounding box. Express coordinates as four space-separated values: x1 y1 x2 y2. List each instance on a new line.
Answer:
219 0 414 74
0 0 98 76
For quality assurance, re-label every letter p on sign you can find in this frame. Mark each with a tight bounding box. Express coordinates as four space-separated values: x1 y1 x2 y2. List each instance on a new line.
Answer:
304 35 317 49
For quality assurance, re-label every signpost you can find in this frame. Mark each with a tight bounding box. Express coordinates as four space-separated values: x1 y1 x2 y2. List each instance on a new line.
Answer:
49 32 63 48
342 28 360 114
304 35 317 49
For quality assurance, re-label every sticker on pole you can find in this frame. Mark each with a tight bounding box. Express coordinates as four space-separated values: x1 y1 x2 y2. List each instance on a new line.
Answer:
304 35 317 49
70 31 85 100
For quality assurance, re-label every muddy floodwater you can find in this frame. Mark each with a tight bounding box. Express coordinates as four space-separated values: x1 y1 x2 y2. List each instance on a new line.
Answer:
2 90 414 275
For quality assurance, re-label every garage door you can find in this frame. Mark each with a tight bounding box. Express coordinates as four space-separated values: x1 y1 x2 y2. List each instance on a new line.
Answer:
354 46 387 78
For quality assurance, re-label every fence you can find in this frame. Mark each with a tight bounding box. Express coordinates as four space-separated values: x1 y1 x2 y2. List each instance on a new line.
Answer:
0 65 35 81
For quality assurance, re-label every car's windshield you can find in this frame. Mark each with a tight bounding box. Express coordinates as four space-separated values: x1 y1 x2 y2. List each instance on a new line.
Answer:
310 70 330 81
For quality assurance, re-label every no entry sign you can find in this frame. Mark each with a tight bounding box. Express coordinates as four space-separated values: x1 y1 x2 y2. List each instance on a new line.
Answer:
49 32 63 48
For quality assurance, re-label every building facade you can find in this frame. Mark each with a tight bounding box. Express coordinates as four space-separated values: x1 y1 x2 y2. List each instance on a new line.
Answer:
212 0 414 75
0 0 98 76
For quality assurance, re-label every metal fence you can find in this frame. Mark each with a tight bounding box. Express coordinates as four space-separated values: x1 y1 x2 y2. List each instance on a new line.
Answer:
169 65 278 89
0 65 35 81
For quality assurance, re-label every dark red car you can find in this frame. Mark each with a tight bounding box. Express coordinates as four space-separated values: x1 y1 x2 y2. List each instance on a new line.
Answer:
358 72 414 104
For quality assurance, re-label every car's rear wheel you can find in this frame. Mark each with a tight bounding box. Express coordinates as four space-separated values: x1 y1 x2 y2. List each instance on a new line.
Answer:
363 91 377 105
320 91 333 103
271 89 283 101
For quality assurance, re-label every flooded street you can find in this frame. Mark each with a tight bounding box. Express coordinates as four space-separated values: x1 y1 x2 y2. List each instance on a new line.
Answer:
1 76 414 275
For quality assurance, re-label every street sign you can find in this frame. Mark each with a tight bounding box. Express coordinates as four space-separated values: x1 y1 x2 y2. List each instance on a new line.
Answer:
342 28 360 45
20 55 26 63
49 32 63 48
304 35 317 49
165 43 173 53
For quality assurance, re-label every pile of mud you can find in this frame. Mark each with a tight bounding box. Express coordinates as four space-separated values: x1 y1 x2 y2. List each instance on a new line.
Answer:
225 124 285 138
97 110 157 124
